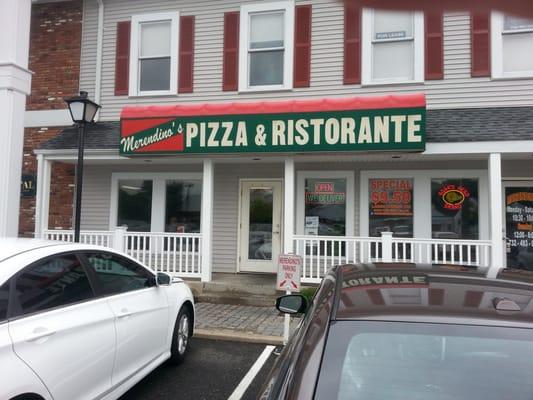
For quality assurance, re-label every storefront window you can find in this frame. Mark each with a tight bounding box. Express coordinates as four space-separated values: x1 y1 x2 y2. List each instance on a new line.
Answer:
505 187 533 269
304 178 347 236
369 178 413 237
431 178 479 240
117 180 153 231
165 180 201 233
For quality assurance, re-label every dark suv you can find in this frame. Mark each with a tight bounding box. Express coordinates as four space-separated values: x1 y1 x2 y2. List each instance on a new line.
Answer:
260 263 533 400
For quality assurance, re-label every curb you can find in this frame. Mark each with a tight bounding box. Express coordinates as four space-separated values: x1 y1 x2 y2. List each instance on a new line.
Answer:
194 328 284 346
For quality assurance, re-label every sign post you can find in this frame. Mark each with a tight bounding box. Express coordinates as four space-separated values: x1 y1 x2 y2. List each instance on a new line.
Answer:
276 254 302 345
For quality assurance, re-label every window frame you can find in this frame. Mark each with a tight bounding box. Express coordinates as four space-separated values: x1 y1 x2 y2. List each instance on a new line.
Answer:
359 170 489 240
109 172 203 232
361 8 424 85
7 252 97 321
491 11 533 79
129 12 180 97
80 250 157 297
238 1 295 92
296 170 355 237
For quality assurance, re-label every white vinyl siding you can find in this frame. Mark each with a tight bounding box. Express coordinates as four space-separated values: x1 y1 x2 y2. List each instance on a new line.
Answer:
79 0 533 121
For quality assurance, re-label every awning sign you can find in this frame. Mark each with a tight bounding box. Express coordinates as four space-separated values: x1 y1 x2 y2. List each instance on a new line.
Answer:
277 254 302 292
120 95 426 156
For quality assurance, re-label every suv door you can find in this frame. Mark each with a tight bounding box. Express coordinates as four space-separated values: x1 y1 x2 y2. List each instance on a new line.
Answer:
82 251 169 386
7 253 116 400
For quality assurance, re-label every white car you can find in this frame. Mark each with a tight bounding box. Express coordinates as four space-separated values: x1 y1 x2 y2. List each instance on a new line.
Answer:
0 239 195 400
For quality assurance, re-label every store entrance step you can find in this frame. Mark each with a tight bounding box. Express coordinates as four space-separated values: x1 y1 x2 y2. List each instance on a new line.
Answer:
185 272 281 307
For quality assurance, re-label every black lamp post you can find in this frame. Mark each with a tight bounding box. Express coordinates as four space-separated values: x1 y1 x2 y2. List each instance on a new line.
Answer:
65 91 101 242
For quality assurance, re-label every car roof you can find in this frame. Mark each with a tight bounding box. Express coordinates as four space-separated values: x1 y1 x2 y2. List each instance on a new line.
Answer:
0 238 66 262
333 263 533 326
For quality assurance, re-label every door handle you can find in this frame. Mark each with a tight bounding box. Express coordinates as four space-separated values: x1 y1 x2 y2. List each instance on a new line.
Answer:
117 308 132 319
273 231 280 235
26 328 56 343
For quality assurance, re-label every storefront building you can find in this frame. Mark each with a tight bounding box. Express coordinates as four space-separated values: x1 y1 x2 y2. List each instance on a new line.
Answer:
30 0 533 283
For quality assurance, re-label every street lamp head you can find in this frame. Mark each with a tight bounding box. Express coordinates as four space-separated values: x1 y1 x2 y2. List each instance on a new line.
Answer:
65 91 101 124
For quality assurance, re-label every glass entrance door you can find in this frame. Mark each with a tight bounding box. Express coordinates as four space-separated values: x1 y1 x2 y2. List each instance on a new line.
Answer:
504 184 533 269
239 181 283 273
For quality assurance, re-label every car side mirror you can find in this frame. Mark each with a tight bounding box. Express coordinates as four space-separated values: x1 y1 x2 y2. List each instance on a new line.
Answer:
276 294 308 314
156 272 172 286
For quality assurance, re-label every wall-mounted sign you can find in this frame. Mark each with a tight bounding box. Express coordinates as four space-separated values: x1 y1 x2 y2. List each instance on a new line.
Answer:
21 174 36 198
120 94 426 156
369 179 413 217
505 187 533 269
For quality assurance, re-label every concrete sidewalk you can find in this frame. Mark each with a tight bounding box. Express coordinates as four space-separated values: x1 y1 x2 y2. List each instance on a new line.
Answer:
194 302 301 345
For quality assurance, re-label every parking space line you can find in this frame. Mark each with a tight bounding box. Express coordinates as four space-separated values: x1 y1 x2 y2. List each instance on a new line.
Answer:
227 345 276 400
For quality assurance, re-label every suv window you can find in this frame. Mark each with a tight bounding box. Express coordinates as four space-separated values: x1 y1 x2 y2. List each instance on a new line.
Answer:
14 254 94 317
0 281 9 322
84 252 155 295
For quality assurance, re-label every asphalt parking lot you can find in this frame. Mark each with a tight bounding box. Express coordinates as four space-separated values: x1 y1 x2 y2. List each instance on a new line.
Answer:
120 338 279 400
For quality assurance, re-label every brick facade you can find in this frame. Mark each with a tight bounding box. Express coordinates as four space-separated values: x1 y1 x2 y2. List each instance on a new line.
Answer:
19 128 75 237
27 0 82 111
19 0 82 236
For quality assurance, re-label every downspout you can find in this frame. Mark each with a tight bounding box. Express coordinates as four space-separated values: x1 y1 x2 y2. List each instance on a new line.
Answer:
94 0 104 121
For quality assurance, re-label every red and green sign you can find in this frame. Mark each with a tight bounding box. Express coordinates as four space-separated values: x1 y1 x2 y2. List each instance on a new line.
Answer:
305 181 346 205
120 94 426 156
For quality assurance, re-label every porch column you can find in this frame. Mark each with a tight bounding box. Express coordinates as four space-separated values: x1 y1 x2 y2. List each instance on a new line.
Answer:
0 0 32 237
284 158 295 254
34 155 51 238
488 153 503 275
201 159 214 282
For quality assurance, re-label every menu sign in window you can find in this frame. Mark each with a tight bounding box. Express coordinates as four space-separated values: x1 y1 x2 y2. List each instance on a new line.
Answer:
369 178 413 237
506 187 533 269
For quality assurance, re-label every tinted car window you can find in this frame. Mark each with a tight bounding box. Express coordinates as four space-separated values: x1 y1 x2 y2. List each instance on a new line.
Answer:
316 320 533 400
14 254 94 317
0 281 9 322
85 252 155 295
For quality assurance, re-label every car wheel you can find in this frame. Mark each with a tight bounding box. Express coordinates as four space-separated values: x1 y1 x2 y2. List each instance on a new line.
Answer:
169 306 191 365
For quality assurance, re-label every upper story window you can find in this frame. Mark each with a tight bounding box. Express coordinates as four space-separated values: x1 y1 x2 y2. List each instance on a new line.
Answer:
239 2 294 92
492 13 533 78
129 12 179 96
362 9 424 85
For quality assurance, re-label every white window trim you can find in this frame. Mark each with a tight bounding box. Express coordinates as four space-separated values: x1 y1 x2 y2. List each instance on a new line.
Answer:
361 8 424 86
110 172 202 232
296 171 355 237
491 11 533 79
128 12 180 97
359 170 489 240
238 1 294 92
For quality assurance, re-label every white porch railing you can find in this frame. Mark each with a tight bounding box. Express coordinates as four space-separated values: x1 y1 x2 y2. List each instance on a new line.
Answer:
43 228 202 278
294 232 492 283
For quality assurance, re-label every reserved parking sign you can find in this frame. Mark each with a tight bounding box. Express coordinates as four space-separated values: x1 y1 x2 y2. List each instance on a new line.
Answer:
277 254 302 292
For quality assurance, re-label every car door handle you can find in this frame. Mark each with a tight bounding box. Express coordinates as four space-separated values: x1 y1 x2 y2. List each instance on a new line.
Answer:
25 327 56 343
117 308 132 319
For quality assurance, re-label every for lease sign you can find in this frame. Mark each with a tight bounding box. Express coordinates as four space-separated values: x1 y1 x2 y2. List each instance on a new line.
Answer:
120 95 426 155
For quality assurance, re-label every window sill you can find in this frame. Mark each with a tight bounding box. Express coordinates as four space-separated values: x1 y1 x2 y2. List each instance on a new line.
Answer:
490 73 533 81
238 85 293 94
361 79 424 88
128 91 178 98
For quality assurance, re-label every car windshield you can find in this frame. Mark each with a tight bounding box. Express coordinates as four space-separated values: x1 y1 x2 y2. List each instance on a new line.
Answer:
315 321 533 400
